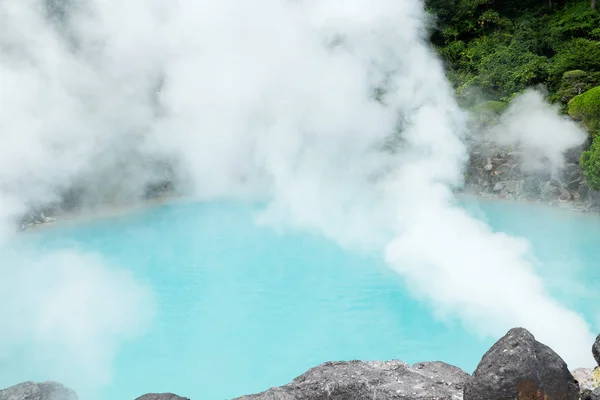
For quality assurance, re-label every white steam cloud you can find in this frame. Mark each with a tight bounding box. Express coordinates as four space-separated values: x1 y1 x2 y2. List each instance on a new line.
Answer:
0 0 594 394
489 90 588 173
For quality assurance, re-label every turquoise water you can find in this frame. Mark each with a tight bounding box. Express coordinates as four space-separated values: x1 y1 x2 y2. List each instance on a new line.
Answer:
4 199 600 399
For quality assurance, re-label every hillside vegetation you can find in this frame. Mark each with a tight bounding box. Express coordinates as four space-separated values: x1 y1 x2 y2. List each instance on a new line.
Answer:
425 0 600 187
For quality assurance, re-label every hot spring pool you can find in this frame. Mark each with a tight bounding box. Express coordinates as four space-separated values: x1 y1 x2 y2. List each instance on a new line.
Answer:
3 198 600 399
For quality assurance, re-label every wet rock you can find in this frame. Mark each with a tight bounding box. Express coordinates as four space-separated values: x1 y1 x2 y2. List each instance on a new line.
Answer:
541 182 562 200
522 177 541 195
560 190 573 201
0 381 78 400
580 182 590 199
463 328 578 400
235 360 469 400
493 182 505 192
565 142 586 164
135 394 190 400
563 163 582 182
504 180 519 193
568 178 581 191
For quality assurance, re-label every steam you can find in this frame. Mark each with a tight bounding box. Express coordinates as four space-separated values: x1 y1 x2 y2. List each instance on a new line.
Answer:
0 0 595 393
0 247 153 396
489 90 587 173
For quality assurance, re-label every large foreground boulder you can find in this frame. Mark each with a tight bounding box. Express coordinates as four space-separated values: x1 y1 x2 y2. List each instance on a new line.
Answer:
464 328 578 400
235 360 469 400
135 394 189 400
592 334 600 367
0 381 78 400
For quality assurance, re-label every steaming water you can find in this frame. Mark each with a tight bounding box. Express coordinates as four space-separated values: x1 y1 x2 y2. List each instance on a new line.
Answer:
4 199 600 399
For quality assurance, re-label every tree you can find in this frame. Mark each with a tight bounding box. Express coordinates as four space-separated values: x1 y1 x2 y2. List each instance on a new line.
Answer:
593 0 597 10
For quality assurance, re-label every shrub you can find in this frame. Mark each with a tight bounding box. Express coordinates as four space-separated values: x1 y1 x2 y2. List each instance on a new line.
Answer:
469 100 508 125
470 100 508 114
549 2 600 40
553 70 600 103
550 39 600 85
581 135 600 190
568 86 600 133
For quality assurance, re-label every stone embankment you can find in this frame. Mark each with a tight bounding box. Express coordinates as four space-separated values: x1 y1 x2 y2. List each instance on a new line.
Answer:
462 136 600 211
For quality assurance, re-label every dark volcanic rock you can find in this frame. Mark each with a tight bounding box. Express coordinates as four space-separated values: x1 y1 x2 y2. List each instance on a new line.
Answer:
593 334 600 367
235 360 469 400
135 395 189 400
583 387 600 400
0 381 78 400
464 328 578 400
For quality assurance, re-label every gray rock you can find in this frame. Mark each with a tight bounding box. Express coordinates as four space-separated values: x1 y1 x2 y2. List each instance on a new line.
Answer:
580 182 590 199
235 360 468 400
504 180 519 193
581 387 600 400
0 382 78 400
493 182 505 192
565 142 586 164
563 163 582 182
463 328 578 400
573 368 595 391
593 334 600 367
135 395 189 400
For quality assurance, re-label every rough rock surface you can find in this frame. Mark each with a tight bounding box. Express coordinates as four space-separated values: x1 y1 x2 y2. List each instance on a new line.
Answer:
0 381 78 400
463 328 579 400
134 394 190 400
234 360 469 400
593 334 600 367
584 387 600 400
581 387 600 400
574 368 597 391
462 134 600 211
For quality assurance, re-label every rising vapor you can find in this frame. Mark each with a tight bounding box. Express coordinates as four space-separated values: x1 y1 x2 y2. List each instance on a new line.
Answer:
0 0 593 395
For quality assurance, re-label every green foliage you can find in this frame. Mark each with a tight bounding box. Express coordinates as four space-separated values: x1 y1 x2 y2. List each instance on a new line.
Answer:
549 1 600 40
569 85 600 132
426 0 600 104
469 100 508 124
581 135 600 190
470 100 508 114
549 39 600 84
553 70 600 103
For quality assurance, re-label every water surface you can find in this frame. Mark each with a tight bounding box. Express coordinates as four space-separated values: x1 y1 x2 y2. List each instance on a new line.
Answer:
4 199 600 399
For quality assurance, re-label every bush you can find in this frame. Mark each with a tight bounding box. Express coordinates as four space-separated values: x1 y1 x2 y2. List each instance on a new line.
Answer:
549 2 600 40
427 0 600 103
550 39 600 85
470 100 508 114
581 135 600 190
475 43 549 98
568 85 600 133
469 100 508 125
553 70 600 103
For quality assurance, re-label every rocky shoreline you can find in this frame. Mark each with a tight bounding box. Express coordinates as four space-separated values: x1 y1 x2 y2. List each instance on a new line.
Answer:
3 327 600 400
15 132 600 233
461 133 600 212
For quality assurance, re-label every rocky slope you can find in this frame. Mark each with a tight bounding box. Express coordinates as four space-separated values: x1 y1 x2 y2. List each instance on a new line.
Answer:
462 134 600 211
4 328 600 400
